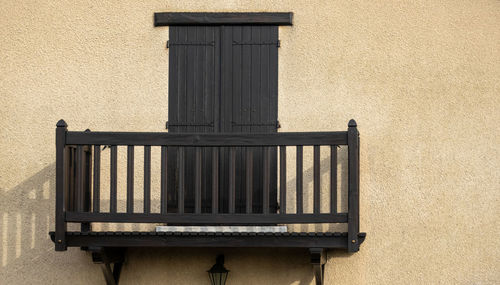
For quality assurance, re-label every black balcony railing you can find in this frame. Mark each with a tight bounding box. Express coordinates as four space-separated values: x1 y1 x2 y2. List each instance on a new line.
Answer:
52 119 362 253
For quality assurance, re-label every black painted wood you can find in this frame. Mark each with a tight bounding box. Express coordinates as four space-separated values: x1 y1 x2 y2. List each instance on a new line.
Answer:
143 146 151 214
154 12 293 26
330 146 337 214
110 146 117 213
313 145 320 214
161 146 167 214
245 148 253 214
279 146 286 214
347 120 360 252
55 120 67 251
296 146 303 214
66 212 348 224
93 145 101 213
212 147 219 214
60 232 357 249
195 147 202 214
75 145 84 212
67 132 347 146
127 146 134 214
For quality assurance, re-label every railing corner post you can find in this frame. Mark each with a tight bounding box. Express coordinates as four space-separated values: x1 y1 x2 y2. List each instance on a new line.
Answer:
55 119 68 251
347 119 360 252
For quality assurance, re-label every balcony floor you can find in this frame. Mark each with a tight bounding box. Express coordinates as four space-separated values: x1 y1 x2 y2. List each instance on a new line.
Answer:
50 231 366 249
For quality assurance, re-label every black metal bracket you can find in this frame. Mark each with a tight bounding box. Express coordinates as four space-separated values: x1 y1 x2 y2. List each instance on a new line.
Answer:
232 40 280 47
310 248 326 285
166 121 214 129
167 40 215 48
231 120 281 129
90 247 126 285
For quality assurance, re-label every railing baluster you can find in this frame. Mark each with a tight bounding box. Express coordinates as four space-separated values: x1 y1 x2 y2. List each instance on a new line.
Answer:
93 145 101 213
144 146 151 214
195 147 202 214
212 147 219 214
245 147 253 214
279 146 286 214
296 146 303 214
75 145 84 212
228 147 236 214
160 146 167 214
263 147 270 214
314 145 321 214
178 147 185 214
110 145 117 213
127 146 134 214
330 145 337 214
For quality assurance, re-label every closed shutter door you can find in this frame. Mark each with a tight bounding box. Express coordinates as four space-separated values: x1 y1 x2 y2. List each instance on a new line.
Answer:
220 26 279 213
167 26 220 213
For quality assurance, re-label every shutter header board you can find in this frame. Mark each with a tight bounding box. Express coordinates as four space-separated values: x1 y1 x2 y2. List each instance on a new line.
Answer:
155 12 293 26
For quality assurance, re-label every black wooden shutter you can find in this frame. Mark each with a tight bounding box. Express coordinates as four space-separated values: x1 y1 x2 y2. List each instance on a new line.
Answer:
167 26 220 213
220 26 279 213
168 25 278 214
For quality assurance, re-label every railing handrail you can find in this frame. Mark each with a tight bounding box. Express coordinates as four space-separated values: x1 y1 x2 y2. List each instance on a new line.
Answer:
65 131 348 146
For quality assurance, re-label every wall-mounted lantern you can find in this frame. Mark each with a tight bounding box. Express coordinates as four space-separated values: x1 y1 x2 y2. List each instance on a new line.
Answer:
207 255 229 285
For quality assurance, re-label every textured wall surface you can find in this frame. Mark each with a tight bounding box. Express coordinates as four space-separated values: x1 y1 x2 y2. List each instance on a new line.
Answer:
1 0 499 284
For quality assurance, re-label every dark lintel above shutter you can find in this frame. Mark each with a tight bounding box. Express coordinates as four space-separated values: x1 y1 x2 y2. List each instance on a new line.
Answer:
154 12 293 26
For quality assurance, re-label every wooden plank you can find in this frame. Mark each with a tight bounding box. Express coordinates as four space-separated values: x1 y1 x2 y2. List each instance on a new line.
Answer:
347 120 360 252
93 145 101 213
228 147 236 214
296 146 303 214
154 12 293 26
63 232 351 249
313 145 320 214
160 146 167 214
212 147 219 214
279 146 286 214
55 120 67 251
245 148 253 214
75 145 84 212
110 146 117 213
127 146 134 214
330 145 337 214
195 147 202 214
262 147 270 214
66 212 348 224
178 147 185 214
66 131 348 146
143 146 151 214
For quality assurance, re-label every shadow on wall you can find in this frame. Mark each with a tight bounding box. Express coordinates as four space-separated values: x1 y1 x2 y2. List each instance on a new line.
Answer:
0 147 349 284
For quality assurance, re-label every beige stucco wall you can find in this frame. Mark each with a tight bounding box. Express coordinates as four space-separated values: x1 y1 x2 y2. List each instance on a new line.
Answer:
1 0 499 284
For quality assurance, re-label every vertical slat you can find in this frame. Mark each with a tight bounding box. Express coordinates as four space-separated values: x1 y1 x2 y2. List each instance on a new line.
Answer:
143 146 151 214
262 146 270 214
178 147 185 214
110 146 117 213
195 147 202 214
347 120 360 252
127 146 134 214
245 147 253 214
313 145 321 214
228 147 236 214
212 147 219 214
330 145 338 214
82 140 92 232
55 120 67 251
75 145 84 212
93 145 101 213
160 146 167 214
279 146 286 214
296 145 303 214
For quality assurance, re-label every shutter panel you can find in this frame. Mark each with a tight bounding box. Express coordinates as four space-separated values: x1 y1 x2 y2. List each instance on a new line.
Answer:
221 26 279 213
168 26 220 212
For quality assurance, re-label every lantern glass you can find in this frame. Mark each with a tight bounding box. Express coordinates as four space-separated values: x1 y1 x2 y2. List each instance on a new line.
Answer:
207 255 229 285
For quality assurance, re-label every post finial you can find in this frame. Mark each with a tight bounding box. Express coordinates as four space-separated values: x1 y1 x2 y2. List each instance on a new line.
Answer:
348 119 357 128
56 119 67 128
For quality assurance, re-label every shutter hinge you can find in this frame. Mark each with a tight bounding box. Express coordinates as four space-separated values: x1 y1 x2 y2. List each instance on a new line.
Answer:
166 40 169 48
166 121 214 129
277 40 281 48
